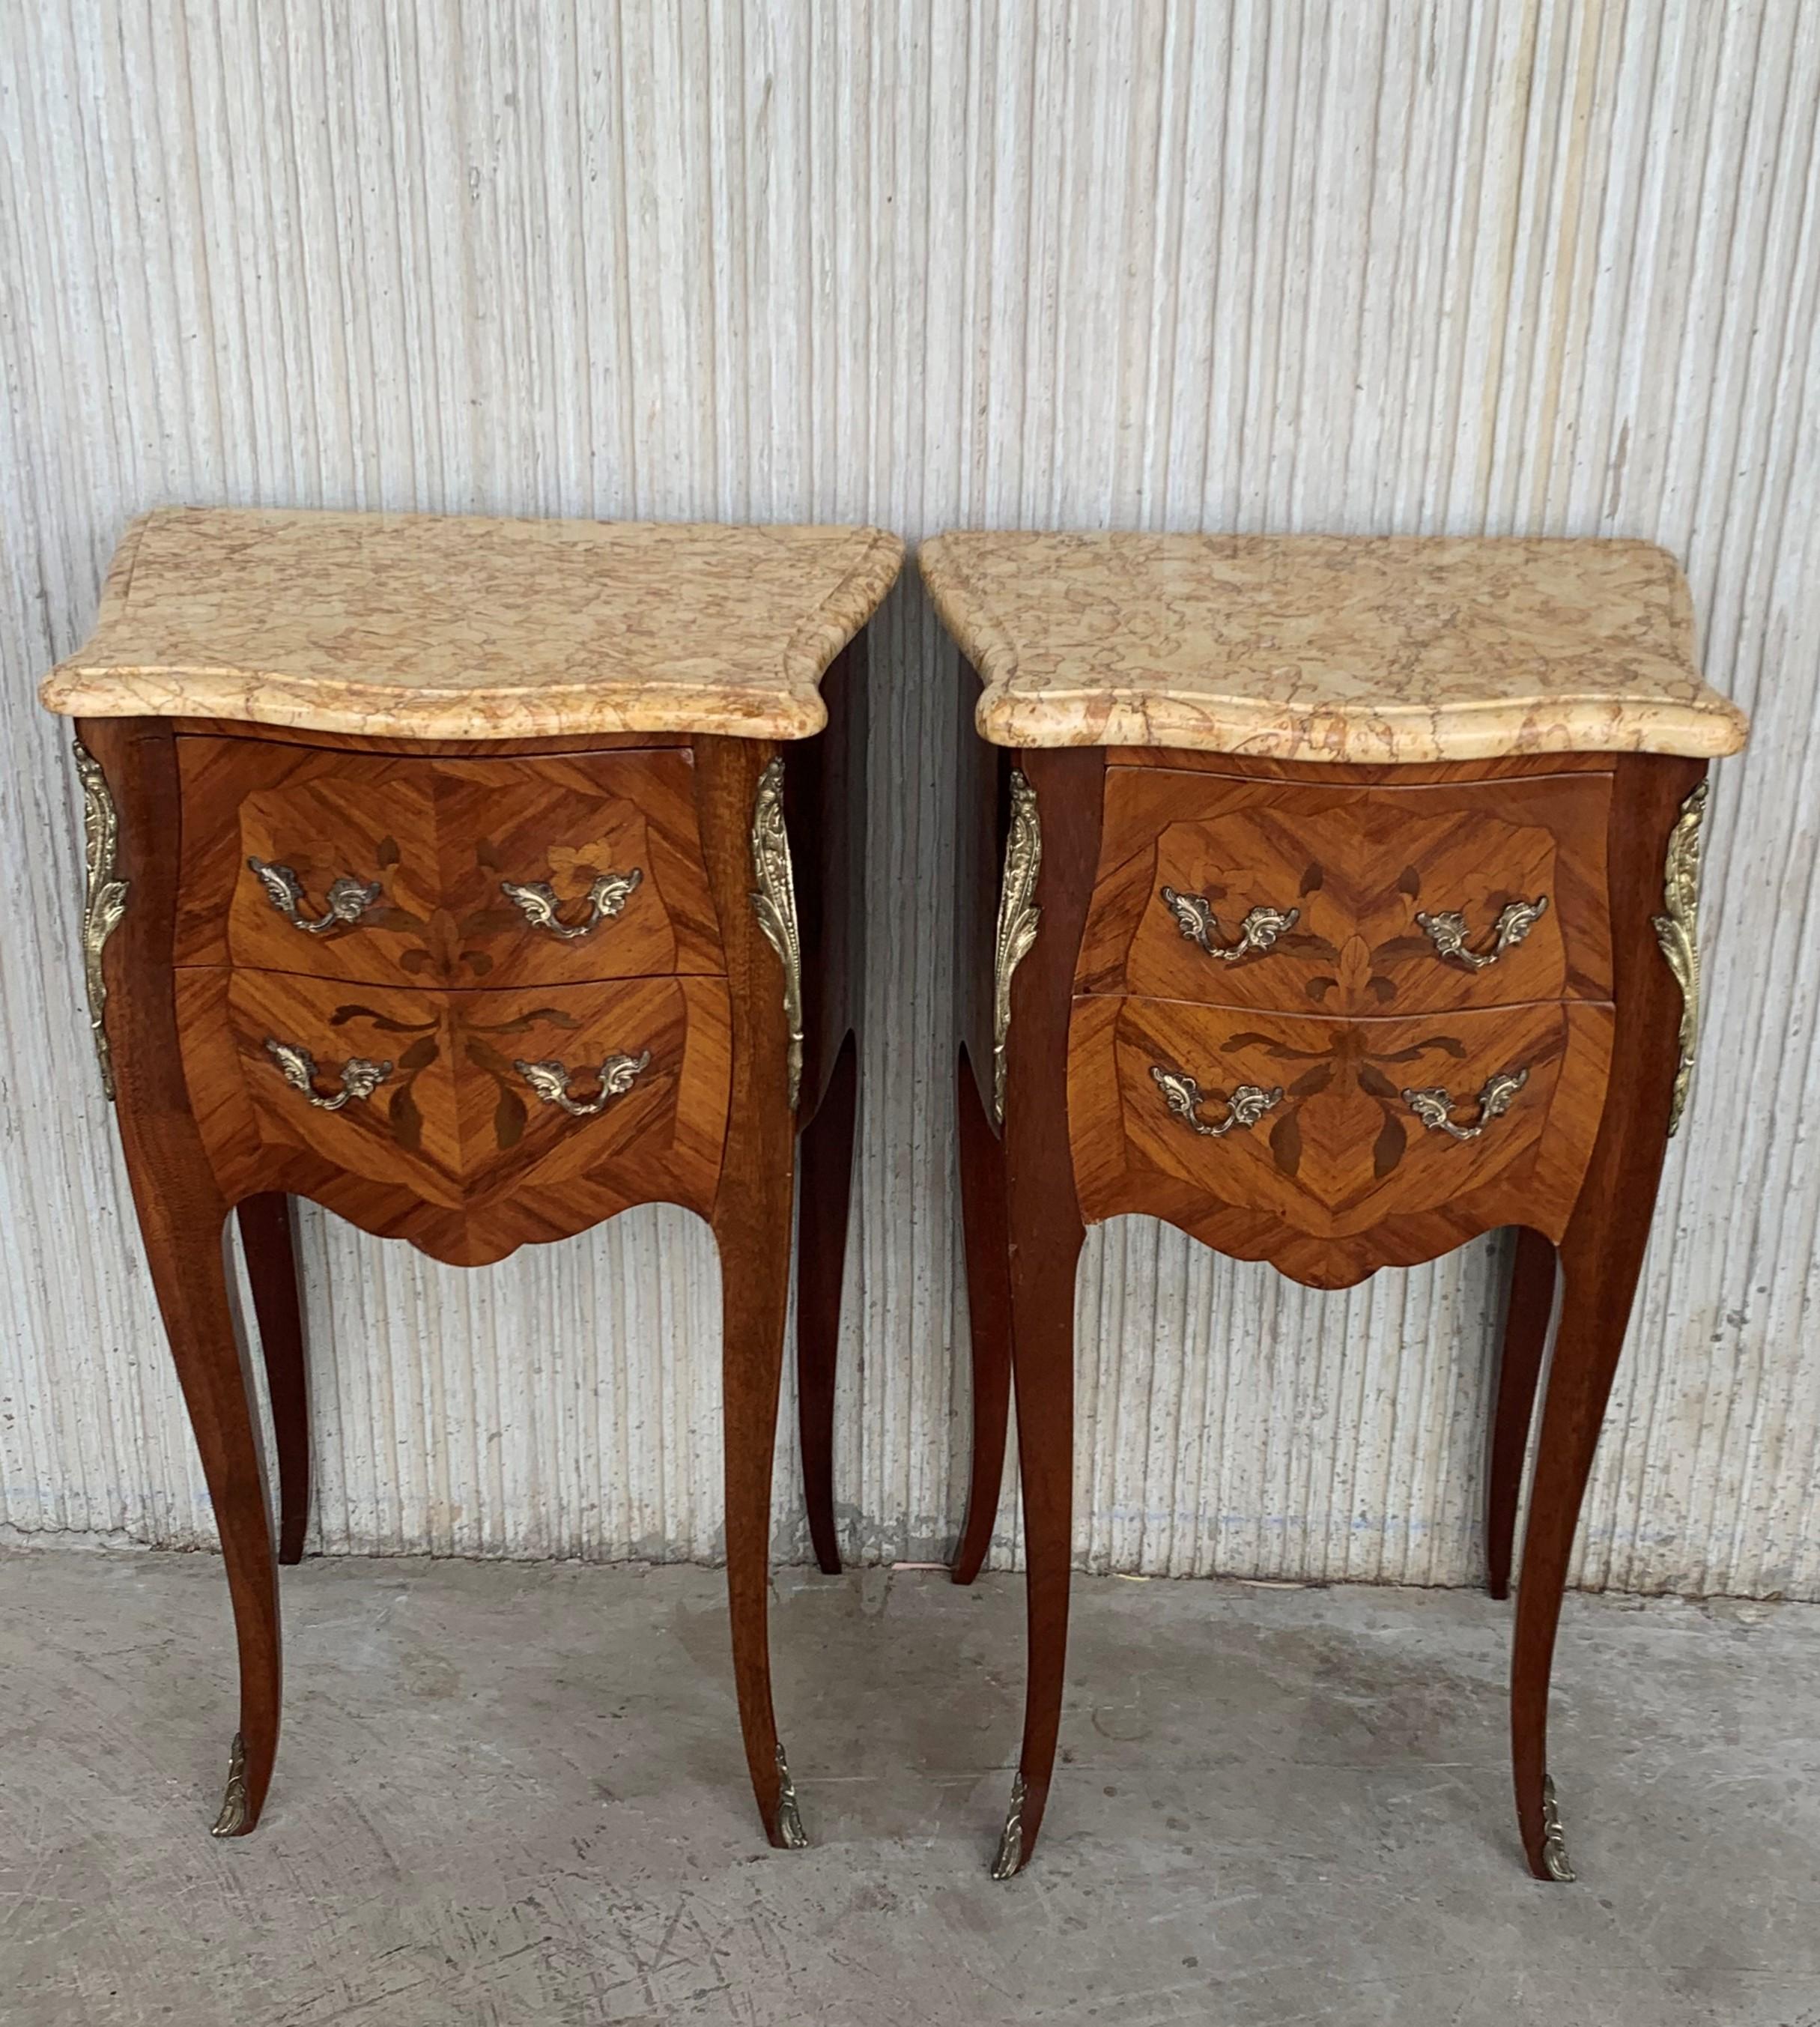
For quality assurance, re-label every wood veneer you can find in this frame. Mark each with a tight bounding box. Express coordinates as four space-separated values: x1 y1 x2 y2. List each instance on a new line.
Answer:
175 737 721 988
175 969 732 1267
951 658 1716 1888
1070 996 1613 1288
1078 768 1613 1013
75 679 866 1849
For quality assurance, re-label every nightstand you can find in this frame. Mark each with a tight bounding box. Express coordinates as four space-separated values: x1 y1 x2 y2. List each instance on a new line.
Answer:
41 506 900 1844
921 530 1748 1881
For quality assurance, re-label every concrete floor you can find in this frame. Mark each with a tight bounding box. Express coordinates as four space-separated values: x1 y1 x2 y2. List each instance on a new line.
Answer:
1 1551 1816 2027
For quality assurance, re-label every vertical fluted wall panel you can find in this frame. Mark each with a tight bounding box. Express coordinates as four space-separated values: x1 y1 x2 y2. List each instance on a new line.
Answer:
2 1 1816 1596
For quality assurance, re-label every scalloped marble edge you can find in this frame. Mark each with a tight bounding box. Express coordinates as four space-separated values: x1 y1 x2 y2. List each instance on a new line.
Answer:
40 512 906 743
918 533 1750 763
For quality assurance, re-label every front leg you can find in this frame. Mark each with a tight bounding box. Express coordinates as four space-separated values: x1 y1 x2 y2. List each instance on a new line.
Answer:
990 746 1104 1876
1510 754 1705 1879
79 718 283 1834
697 736 806 1849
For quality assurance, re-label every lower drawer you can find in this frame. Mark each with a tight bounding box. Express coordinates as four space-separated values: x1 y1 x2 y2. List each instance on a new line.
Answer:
1067 995 1613 1288
177 970 732 1265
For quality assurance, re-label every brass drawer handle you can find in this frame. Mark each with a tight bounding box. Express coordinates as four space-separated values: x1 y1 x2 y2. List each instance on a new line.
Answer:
264 1037 392 1112
1401 1067 1529 1141
502 868 643 941
514 1048 652 1118
1416 897 1547 970
1159 888 1299 964
1151 1066 1282 1138
248 858 382 936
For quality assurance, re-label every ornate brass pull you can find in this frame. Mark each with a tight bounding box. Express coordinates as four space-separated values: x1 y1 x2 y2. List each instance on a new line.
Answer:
264 1037 392 1111
513 1049 651 1118
502 867 643 940
1401 1066 1529 1141
1159 888 1299 963
248 858 382 937
1416 897 1547 970
1150 1065 1282 1138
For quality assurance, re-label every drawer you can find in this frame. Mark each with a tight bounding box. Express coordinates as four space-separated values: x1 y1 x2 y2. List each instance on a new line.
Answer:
1068 994 1613 1288
1075 769 1613 1015
176 969 732 1265
174 737 723 988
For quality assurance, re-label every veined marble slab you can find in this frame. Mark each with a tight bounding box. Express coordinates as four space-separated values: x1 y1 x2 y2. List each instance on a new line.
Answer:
43 508 904 741
919 532 1749 762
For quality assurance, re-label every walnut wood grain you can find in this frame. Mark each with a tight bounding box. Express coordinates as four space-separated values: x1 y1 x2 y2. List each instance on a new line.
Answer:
77 717 283 1835
174 738 721 989
1078 769 1613 1013
1511 753 1705 1880
177 969 732 1267
1070 996 1613 1289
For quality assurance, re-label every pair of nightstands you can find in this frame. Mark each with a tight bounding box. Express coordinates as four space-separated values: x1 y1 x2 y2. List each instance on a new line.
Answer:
43 510 1747 1883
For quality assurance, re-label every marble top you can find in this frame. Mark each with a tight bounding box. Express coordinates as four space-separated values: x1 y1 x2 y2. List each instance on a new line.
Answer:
42 508 904 740
917 532 1748 762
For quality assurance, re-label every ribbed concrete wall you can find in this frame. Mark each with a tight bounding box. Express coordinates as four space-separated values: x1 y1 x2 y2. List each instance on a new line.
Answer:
2 1 1816 1596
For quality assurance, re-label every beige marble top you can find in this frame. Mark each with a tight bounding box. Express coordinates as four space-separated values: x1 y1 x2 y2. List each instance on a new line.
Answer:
41 508 904 740
918 532 1748 761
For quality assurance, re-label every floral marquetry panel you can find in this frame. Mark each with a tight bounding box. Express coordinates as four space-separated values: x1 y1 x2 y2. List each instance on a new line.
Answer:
1067 993 1615 1289
175 969 732 1267
1076 766 1614 1016
172 737 724 990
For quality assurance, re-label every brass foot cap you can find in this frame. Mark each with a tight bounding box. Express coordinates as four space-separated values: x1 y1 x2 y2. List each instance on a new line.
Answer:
990 1772 1028 1880
774 1746 809 1850
1540 1774 1576 1883
210 1733 249 1838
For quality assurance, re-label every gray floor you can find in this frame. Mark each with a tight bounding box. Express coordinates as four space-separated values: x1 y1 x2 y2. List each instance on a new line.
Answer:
1 1551 1816 2026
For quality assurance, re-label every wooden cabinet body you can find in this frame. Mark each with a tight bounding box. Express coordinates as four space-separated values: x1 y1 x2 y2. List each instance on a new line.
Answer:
1068 756 1619 1289
44 504 902 1851
70 670 867 1849
953 730 1709 1885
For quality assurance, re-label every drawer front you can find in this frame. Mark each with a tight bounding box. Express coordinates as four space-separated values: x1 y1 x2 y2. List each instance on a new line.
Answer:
1068 995 1613 1288
175 737 723 988
177 969 731 1264
1076 769 1613 1015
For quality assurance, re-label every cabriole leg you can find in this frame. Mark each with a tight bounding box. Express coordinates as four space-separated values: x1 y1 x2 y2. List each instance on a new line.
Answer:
1508 752 1703 1879
698 734 807 1849
79 718 283 1836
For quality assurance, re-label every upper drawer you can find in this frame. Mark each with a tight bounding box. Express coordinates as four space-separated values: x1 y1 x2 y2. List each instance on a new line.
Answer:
174 736 723 988
1075 767 1613 1015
